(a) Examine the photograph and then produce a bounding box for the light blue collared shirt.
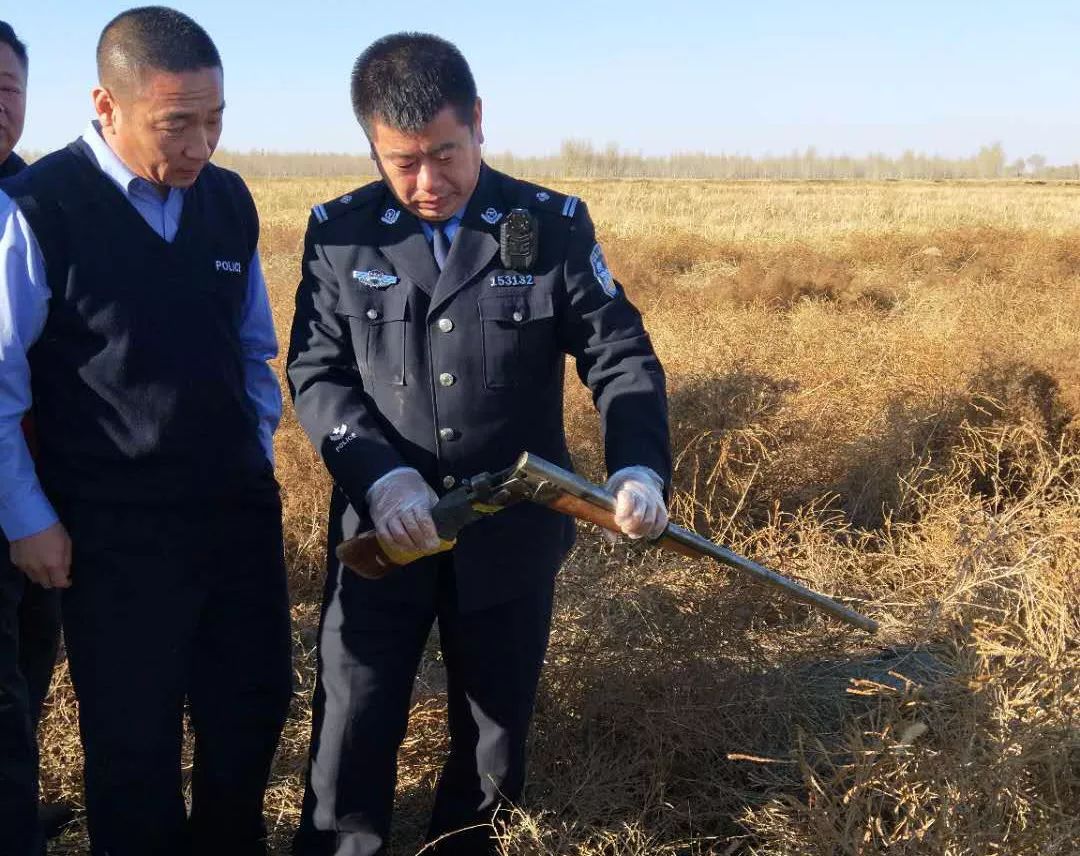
[419,210,465,245]
[0,122,282,541]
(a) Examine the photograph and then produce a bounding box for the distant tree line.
[487,141,1080,181]
[210,149,379,178]
[23,141,1076,180]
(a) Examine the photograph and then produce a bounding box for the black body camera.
[499,208,539,271]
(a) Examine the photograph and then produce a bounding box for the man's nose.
[416,163,439,193]
[186,129,212,161]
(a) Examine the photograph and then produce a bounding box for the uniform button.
[442,475,457,489]
[437,318,454,332]
[438,427,458,441]
[366,308,380,320]
[511,310,524,323]
[438,372,456,387]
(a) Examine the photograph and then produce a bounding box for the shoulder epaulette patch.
[310,181,383,224]
[505,176,581,220]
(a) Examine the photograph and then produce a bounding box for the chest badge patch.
[481,207,503,225]
[215,259,243,274]
[380,208,400,225]
[589,243,617,298]
[353,270,399,289]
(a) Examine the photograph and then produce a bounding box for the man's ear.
[92,86,119,132]
[473,98,484,146]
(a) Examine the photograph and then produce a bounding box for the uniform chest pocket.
[478,292,557,389]
[336,287,409,386]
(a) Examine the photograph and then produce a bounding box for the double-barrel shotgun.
[337,452,879,634]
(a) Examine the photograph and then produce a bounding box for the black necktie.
[432,223,451,271]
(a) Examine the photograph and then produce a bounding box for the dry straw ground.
[41,179,1079,854]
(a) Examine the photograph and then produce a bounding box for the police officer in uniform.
[0,21,66,855]
[0,8,291,855]
[288,33,671,856]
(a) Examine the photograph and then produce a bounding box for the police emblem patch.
[481,207,503,224]
[589,243,617,298]
[536,191,550,202]
[380,208,400,225]
[329,422,358,451]
[339,194,353,204]
[352,270,399,289]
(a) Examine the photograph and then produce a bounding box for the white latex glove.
[366,467,441,555]
[604,466,668,540]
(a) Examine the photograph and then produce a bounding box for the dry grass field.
[40,178,1079,854]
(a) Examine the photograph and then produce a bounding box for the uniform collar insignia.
[339,194,353,204]
[536,191,550,202]
[352,270,399,289]
[481,207,503,225]
[380,208,401,225]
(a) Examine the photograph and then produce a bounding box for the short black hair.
[97,6,221,95]
[0,21,28,72]
[351,33,477,135]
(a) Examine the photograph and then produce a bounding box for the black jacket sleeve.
[557,201,672,487]
[286,216,406,507]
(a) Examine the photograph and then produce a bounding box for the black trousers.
[0,542,61,856]
[293,556,554,856]
[61,499,293,856]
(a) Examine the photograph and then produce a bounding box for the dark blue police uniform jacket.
[288,163,670,610]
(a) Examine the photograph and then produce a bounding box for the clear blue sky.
[6,0,1080,163]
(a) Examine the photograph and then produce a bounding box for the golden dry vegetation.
[41,178,1079,854]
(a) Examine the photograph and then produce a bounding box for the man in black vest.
[0,20,68,855]
[288,34,670,856]
[0,8,292,855]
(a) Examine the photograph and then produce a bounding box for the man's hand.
[605,467,668,540]
[11,522,72,589]
[367,468,441,556]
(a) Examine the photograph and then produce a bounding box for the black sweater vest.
[3,140,275,506]
[0,151,26,179]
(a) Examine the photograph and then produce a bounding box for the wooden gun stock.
[336,530,454,581]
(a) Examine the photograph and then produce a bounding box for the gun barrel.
[657,527,879,633]
[512,452,879,634]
